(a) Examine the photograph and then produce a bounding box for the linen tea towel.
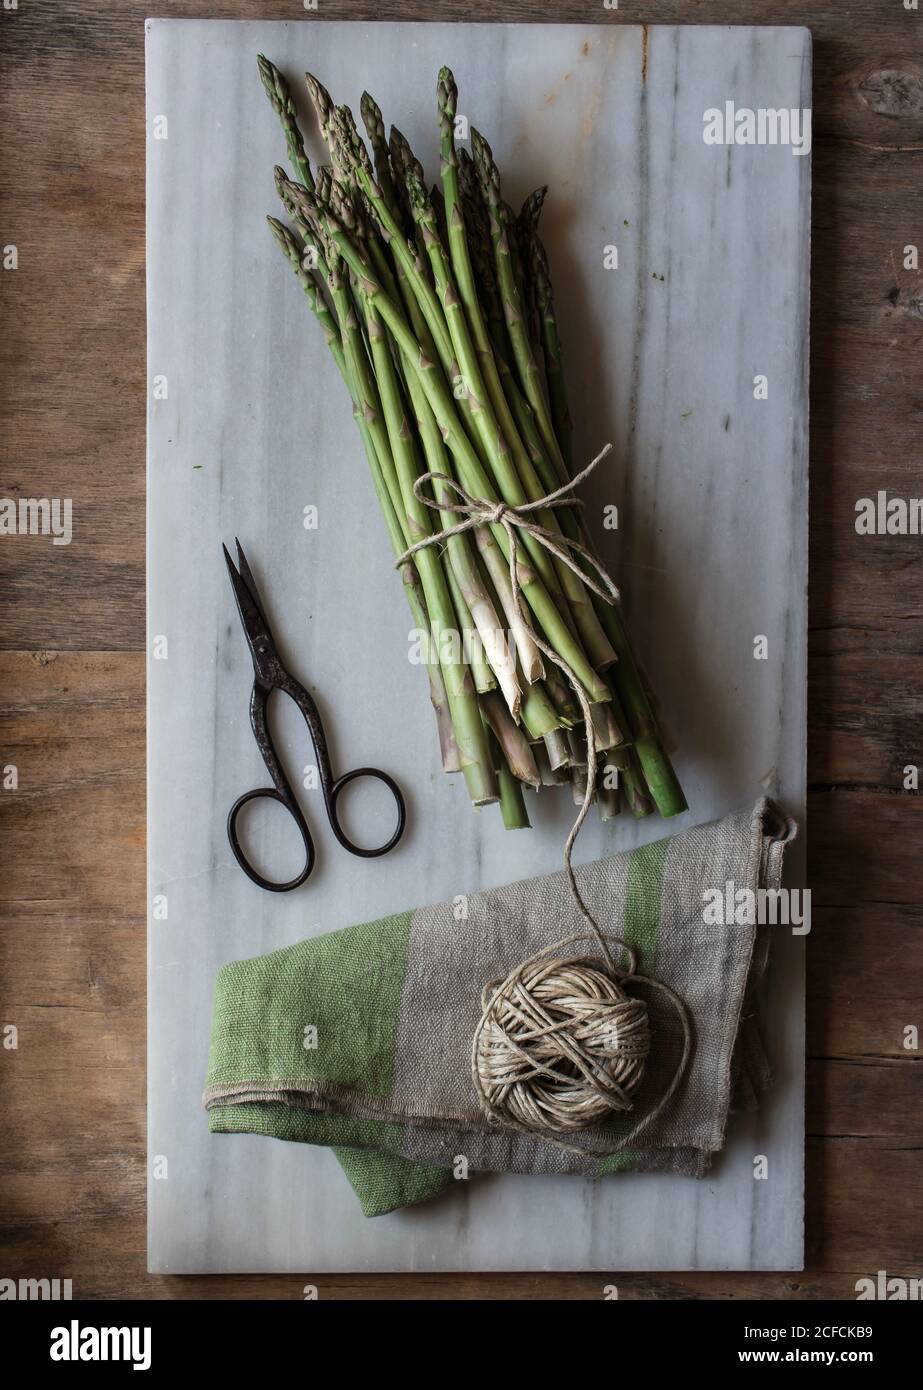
[204,799,796,1216]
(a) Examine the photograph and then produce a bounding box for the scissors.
[223,539,406,892]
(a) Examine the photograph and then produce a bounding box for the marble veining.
[146,19,810,1272]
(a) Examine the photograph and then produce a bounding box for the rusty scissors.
[223,539,406,892]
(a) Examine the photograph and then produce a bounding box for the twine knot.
[396,445,622,611]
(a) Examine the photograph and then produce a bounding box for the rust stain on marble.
[582,86,603,139]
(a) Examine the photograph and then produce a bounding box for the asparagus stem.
[518,677,566,741]
[430,182,449,248]
[289,166,533,683]
[543,727,572,772]
[492,736,532,830]
[389,125,433,268]
[457,146,507,339]
[571,763,596,808]
[332,155,526,722]
[590,700,625,752]
[541,666,581,728]
[597,778,622,821]
[481,692,540,788]
[598,608,688,816]
[446,564,496,695]
[513,195,688,816]
[465,536,564,739]
[534,743,571,787]
[321,233,475,789]
[266,216,341,363]
[471,524,543,683]
[622,753,656,819]
[603,746,631,773]
[337,124,458,380]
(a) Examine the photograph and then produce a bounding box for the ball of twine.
[472,940,653,1138]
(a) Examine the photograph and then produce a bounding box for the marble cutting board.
[146,18,810,1273]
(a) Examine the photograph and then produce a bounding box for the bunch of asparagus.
[258,57,686,830]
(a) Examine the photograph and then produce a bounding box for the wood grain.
[1,0,921,1299]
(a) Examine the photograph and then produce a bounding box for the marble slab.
[146,19,810,1273]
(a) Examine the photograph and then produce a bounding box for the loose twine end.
[394,444,692,1154]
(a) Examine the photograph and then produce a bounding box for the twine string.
[394,444,692,1154]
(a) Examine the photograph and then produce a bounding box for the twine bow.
[395,444,692,1154]
[399,447,622,615]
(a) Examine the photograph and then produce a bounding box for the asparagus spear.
[622,753,656,819]
[359,92,399,217]
[304,70,335,148]
[257,55,315,192]
[519,186,574,471]
[260,66,541,810]
[388,125,431,260]
[471,129,563,481]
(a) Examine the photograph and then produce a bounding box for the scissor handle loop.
[226,786,315,893]
[327,767,406,858]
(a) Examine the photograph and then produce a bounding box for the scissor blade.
[234,539,270,625]
[223,542,276,672]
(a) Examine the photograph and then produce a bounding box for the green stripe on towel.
[206,910,413,1097]
[596,836,668,1176]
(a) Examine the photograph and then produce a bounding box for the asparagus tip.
[304,70,334,130]
[360,90,382,122]
[437,65,458,119]
[257,54,292,109]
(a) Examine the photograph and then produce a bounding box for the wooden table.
[1,0,920,1300]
